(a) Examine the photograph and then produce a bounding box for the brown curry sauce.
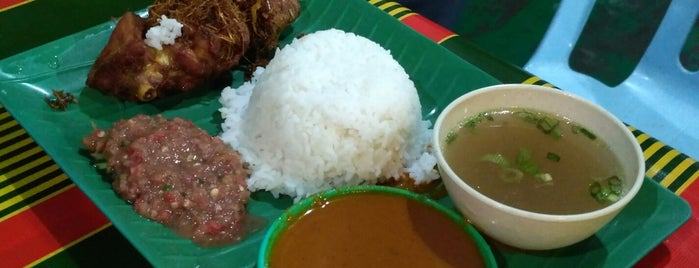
[268,192,486,267]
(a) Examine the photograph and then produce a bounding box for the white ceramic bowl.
[433,84,645,250]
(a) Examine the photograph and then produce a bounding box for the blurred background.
[400,0,699,87]
[4,0,697,87]
[2,0,697,88]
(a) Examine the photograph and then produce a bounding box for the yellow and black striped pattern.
[0,104,73,221]
[368,0,414,20]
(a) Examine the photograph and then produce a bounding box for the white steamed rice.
[219,28,438,200]
[144,15,183,50]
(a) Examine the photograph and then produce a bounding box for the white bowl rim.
[433,84,646,222]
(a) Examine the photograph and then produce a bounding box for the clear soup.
[444,108,624,215]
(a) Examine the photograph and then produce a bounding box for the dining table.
[1,0,697,267]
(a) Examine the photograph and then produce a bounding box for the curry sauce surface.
[270,192,485,267]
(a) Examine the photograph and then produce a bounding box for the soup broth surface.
[445,108,623,214]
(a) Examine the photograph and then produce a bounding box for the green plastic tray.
[0,0,689,267]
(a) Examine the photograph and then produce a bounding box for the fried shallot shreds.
[86,0,299,102]
[241,0,302,67]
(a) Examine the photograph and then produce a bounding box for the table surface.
[1,0,697,267]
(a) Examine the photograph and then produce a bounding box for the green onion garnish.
[535,173,553,182]
[514,110,538,123]
[460,112,491,129]
[579,127,597,140]
[590,176,623,203]
[537,116,560,134]
[481,147,558,184]
[162,183,174,191]
[546,152,561,162]
[549,128,563,139]
[519,162,540,174]
[499,167,523,183]
[608,176,623,195]
[516,148,533,164]
[516,148,539,174]
[480,153,510,167]
[445,131,457,144]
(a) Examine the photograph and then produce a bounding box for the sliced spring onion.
[590,176,624,203]
[448,112,498,144]
[460,112,492,129]
[546,152,561,162]
[571,125,582,134]
[549,128,563,139]
[596,186,612,201]
[516,148,533,164]
[162,183,174,191]
[516,148,539,174]
[535,173,553,182]
[579,127,597,140]
[499,167,523,183]
[519,162,540,174]
[591,182,614,203]
[607,176,623,195]
[514,110,538,123]
[536,116,560,134]
[445,131,457,144]
[481,148,559,184]
[606,193,620,202]
[480,153,510,167]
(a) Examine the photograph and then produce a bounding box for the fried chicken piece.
[86,0,251,102]
[243,0,301,66]
[86,0,300,102]
[86,13,153,102]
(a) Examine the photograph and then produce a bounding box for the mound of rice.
[219,28,438,200]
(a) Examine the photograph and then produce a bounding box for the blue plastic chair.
[524,0,699,160]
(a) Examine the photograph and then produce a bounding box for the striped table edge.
[0,104,116,267]
[0,0,32,12]
[368,0,699,195]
